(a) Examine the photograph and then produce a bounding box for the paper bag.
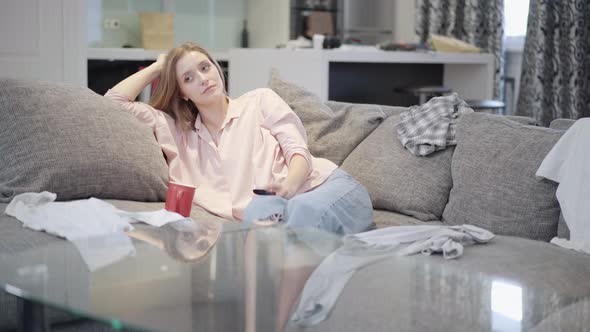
[139,12,174,50]
[308,12,334,36]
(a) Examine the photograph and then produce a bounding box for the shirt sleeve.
[104,89,162,129]
[259,88,313,173]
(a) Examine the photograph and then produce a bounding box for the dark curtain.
[415,0,505,99]
[516,0,590,126]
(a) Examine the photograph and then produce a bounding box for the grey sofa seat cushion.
[0,79,169,203]
[373,209,443,228]
[268,70,385,165]
[107,199,233,230]
[342,115,454,221]
[442,113,563,241]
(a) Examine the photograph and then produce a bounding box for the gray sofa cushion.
[326,100,407,119]
[0,79,169,203]
[442,113,563,241]
[342,115,454,221]
[373,209,443,228]
[557,213,570,239]
[548,119,576,239]
[549,118,576,130]
[505,115,537,126]
[268,70,385,165]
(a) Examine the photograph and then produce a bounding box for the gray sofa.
[0,76,588,331]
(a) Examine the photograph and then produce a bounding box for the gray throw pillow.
[442,113,563,241]
[341,115,454,221]
[549,119,576,239]
[505,115,537,126]
[0,79,169,202]
[549,118,576,130]
[268,69,385,165]
[557,213,570,239]
[327,100,407,119]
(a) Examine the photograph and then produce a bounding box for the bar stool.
[465,100,505,114]
[394,86,453,104]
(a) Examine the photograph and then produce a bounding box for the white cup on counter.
[312,34,325,49]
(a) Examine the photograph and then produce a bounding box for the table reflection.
[127,219,222,263]
[491,280,523,331]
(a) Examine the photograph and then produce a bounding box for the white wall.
[247,0,290,48]
[392,0,419,42]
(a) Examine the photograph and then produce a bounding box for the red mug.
[165,181,196,217]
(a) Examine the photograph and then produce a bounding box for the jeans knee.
[285,198,324,229]
[243,195,288,226]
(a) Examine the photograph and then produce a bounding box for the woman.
[106,42,372,235]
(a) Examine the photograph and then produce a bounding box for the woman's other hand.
[270,181,298,199]
[271,154,308,199]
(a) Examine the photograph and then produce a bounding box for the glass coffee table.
[0,219,589,332]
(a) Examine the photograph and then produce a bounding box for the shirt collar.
[224,97,241,122]
[194,113,203,131]
[193,96,240,132]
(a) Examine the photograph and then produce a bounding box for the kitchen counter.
[86,47,494,105]
[87,48,229,62]
[228,48,495,103]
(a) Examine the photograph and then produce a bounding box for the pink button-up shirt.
[105,88,337,221]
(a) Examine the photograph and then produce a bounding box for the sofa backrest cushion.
[549,119,577,240]
[548,119,576,239]
[549,118,576,130]
[557,213,570,239]
[268,69,386,165]
[326,100,408,119]
[504,115,537,126]
[341,114,454,221]
[442,113,563,241]
[0,79,169,202]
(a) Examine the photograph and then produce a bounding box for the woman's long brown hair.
[149,42,226,132]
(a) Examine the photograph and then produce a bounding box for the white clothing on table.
[5,192,185,240]
[290,224,494,326]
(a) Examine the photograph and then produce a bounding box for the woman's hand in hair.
[111,53,167,101]
[151,54,167,73]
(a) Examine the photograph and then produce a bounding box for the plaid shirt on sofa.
[396,93,473,156]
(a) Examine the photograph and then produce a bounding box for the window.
[504,0,530,51]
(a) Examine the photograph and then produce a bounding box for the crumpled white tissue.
[5,192,186,241]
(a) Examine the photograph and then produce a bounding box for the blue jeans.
[243,168,374,235]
